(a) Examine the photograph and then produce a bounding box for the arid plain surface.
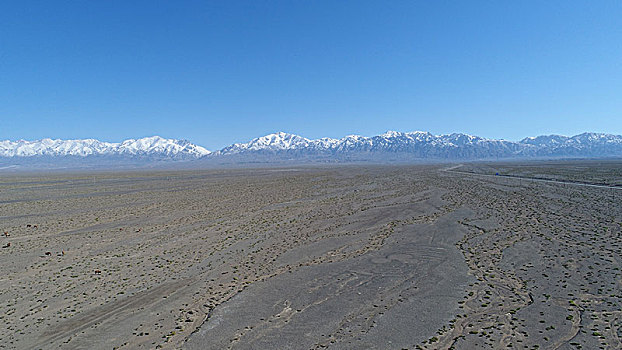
[0,163,621,349]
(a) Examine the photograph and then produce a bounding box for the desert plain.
[0,162,621,349]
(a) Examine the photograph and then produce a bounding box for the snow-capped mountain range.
[216,131,622,159]
[217,131,522,156]
[1,132,621,166]
[0,136,210,158]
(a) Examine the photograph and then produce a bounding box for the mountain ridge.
[1,132,622,165]
[214,131,622,160]
[0,136,210,158]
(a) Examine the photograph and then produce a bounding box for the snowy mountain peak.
[520,134,568,146]
[116,136,210,156]
[380,130,403,138]
[255,132,308,145]
[219,132,312,154]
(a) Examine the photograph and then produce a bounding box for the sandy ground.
[0,164,620,349]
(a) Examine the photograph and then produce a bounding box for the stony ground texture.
[0,164,620,349]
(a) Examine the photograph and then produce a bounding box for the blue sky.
[1,1,621,150]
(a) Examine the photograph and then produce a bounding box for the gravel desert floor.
[0,163,620,349]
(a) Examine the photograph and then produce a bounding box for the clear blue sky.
[1,1,621,150]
